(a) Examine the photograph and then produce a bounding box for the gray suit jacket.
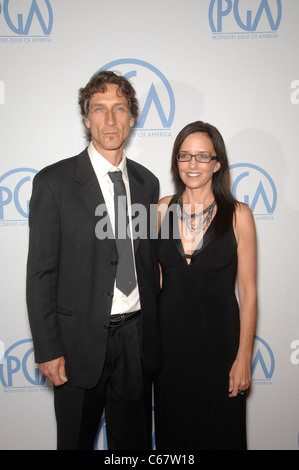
[26,148,161,388]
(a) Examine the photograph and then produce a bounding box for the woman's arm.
[229,203,257,397]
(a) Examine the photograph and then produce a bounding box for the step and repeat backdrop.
[0,0,298,450]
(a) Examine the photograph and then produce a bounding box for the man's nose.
[105,109,116,125]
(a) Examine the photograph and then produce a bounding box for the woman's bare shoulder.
[158,195,173,207]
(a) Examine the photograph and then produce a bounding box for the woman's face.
[177,132,221,191]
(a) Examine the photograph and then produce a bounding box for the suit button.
[111,260,118,266]
[107,292,113,298]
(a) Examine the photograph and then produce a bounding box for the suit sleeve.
[26,173,64,363]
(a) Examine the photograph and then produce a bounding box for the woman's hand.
[228,356,251,397]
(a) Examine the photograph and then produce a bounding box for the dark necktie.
[108,171,137,296]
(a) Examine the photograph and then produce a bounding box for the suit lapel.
[75,149,115,250]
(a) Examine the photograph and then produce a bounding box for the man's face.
[84,83,135,161]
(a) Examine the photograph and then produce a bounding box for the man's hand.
[39,356,68,386]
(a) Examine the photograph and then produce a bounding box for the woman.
[154,121,257,450]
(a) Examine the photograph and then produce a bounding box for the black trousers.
[54,316,153,450]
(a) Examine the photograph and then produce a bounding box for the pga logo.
[0,339,46,388]
[0,0,53,36]
[0,168,37,221]
[251,335,275,383]
[209,0,282,33]
[230,163,277,217]
[97,58,175,134]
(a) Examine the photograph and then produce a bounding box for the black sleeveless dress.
[154,202,246,450]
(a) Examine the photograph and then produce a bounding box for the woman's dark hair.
[78,70,139,141]
[171,121,237,236]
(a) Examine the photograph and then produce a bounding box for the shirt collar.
[88,141,128,180]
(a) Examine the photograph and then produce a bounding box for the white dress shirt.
[88,142,141,315]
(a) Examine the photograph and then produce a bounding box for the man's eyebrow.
[90,101,129,109]
[90,102,104,109]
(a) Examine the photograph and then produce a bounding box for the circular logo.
[209,0,282,33]
[251,335,275,384]
[0,339,46,389]
[230,163,277,217]
[97,58,175,132]
[0,167,37,221]
[0,0,53,36]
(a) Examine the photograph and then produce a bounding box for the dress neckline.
[175,214,216,266]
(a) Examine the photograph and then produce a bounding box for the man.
[26,71,161,450]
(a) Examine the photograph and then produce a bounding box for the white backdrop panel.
[0,0,298,450]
